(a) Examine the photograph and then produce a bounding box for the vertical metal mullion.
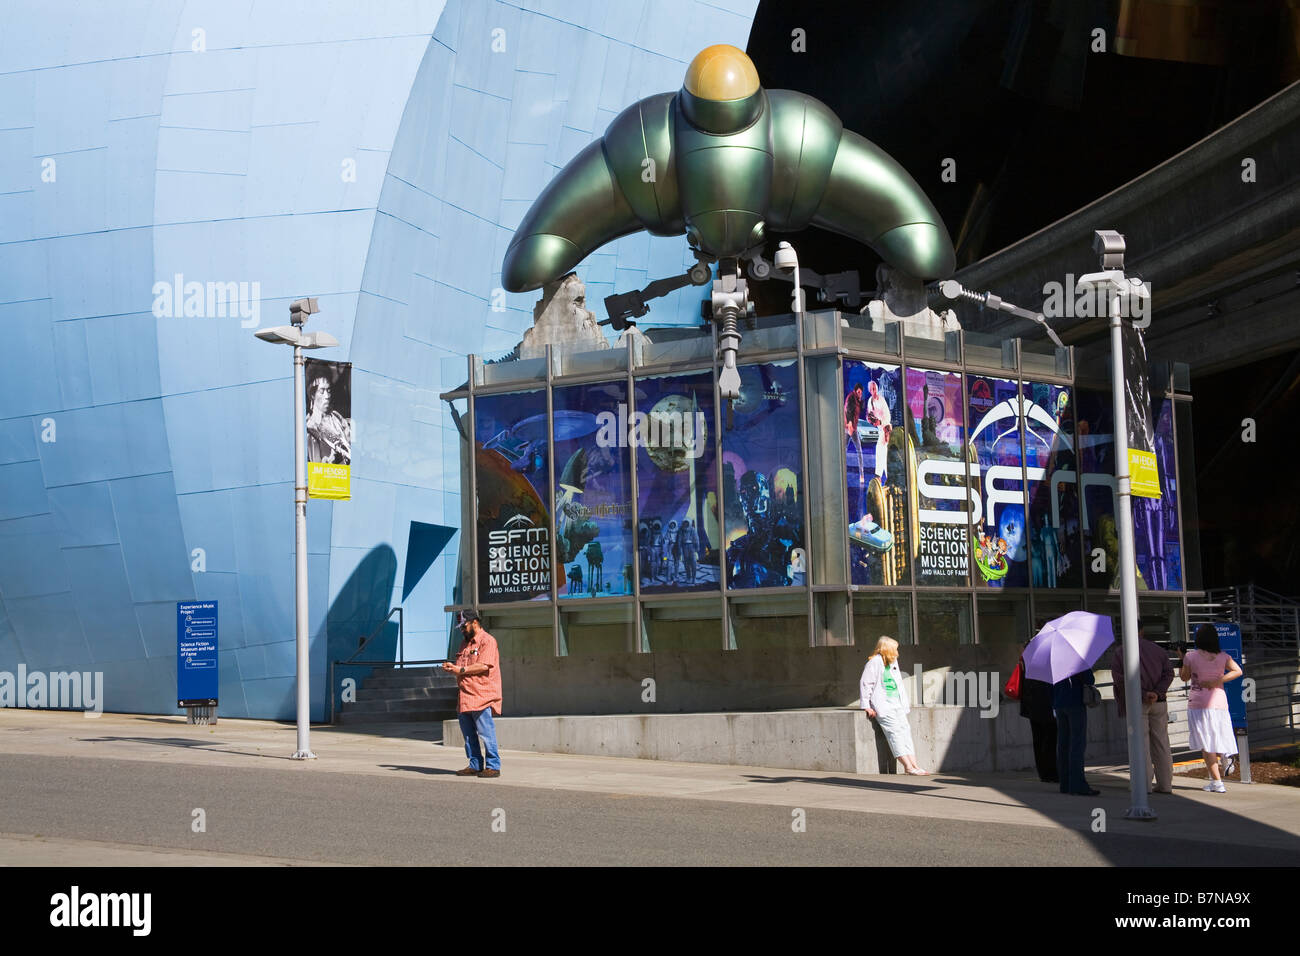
[1169,391,1190,648]
[467,354,479,611]
[546,346,560,657]
[713,329,730,650]
[796,309,815,647]
[1170,393,1188,595]
[960,359,976,645]
[1076,378,1091,612]
[899,330,921,652]
[627,336,643,653]
[1022,373,1037,640]
[837,346,852,644]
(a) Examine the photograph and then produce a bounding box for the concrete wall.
[485,640,1029,716]
[444,701,1131,774]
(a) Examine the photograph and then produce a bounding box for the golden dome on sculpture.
[684,45,760,101]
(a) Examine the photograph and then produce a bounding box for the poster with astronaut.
[551,381,634,598]
[721,361,804,589]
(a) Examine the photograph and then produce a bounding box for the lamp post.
[1076,232,1155,820]
[254,297,338,760]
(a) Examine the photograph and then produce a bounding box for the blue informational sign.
[177,601,219,707]
[1213,622,1247,730]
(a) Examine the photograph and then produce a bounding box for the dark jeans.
[1029,717,1058,782]
[1055,705,1088,794]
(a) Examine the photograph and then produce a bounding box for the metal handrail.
[342,606,404,668]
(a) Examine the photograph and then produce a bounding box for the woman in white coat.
[860,636,929,775]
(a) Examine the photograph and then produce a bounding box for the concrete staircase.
[337,666,458,725]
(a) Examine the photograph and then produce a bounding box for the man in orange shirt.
[442,610,503,778]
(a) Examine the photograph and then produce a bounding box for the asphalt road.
[1,753,1294,866]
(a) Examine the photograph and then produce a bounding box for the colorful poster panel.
[635,371,719,593]
[1023,382,1082,588]
[1132,396,1182,591]
[967,375,1027,588]
[843,360,909,585]
[907,367,969,586]
[722,361,805,589]
[474,389,551,603]
[552,381,635,598]
[1075,387,1125,589]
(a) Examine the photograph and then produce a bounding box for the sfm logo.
[917,395,1114,529]
[487,513,549,547]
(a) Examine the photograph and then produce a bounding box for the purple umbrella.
[1023,611,1114,684]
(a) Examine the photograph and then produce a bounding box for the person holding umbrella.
[1016,644,1058,784]
[1023,611,1112,797]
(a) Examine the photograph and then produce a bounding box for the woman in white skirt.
[860,636,928,775]
[1179,623,1243,793]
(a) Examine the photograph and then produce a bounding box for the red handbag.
[1003,657,1024,700]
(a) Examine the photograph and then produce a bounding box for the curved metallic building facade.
[0,0,758,719]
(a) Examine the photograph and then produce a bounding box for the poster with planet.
[635,371,719,593]
[722,361,804,589]
[551,381,634,598]
[474,389,552,603]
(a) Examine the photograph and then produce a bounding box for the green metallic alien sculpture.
[501,44,955,396]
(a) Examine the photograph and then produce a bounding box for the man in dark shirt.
[845,383,865,483]
[1109,620,1175,793]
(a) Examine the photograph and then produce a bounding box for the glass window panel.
[917,593,974,649]
[906,367,970,585]
[634,371,720,594]
[551,381,634,599]
[968,374,1029,588]
[1174,400,1201,591]
[1132,395,1182,591]
[844,360,910,585]
[722,361,805,590]
[1075,387,1119,590]
[852,593,914,647]
[474,389,552,603]
[1023,382,1082,588]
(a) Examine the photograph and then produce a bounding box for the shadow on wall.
[325,544,398,717]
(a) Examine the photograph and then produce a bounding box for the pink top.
[1185,650,1230,710]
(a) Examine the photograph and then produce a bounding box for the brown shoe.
[477,769,501,778]
[455,766,480,776]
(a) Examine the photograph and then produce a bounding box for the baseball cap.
[457,610,481,627]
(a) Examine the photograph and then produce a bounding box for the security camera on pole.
[254,297,338,760]
[1075,232,1155,820]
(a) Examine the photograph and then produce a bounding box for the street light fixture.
[254,297,338,760]
[1076,231,1155,821]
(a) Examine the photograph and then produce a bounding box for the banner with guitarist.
[305,358,352,500]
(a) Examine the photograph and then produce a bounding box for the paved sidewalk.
[1,710,1297,858]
